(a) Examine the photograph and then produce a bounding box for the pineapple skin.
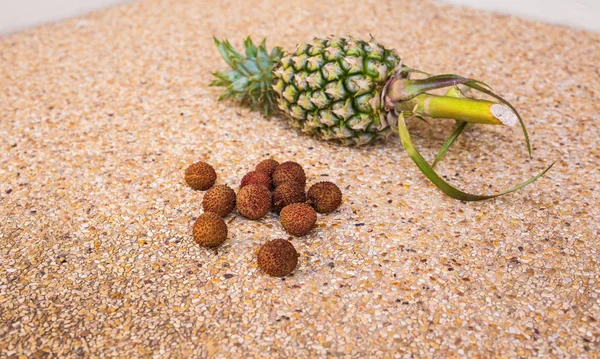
[271,37,401,146]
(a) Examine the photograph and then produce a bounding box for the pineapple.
[272,36,400,146]
[210,36,553,201]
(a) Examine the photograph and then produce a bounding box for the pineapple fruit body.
[272,37,401,146]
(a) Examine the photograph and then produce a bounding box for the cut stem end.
[490,104,518,127]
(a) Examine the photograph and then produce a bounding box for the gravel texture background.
[1,0,598,357]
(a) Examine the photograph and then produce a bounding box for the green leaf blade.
[432,121,467,167]
[395,113,554,201]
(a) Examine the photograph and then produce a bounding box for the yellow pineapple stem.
[400,93,517,126]
[383,72,524,129]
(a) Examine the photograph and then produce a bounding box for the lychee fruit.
[255,159,279,178]
[202,185,236,217]
[240,171,271,190]
[279,203,317,237]
[185,161,216,191]
[307,181,342,213]
[236,184,271,220]
[192,212,227,247]
[272,182,306,213]
[272,161,306,188]
[257,238,299,277]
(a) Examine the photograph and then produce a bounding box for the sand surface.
[1,0,599,357]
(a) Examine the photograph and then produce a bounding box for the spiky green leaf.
[244,37,257,58]
[211,37,282,116]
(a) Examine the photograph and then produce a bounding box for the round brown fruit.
[193,212,227,247]
[185,161,216,191]
[257,238,299,277]
[307,181,342,213]
[272,161,306,188]
[280,203,317,237]
[240,171,271,190]
[236,184,271,220]
[272,182,306,213]
[255,159,279,178]
[202,185,236,217]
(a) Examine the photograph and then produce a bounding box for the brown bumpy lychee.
[240,171,271,190]
[307,181,342,213]
[272,161,306,188]
[192,212,227,247]
[202,185,236,217]
[236,184,271,220]
[280,203,317,237]
[272,182,306,213]
[257,239,299,277]
[255,159,279,178]
[185,161,216,190]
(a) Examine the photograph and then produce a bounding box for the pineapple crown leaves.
[210,37,283,116]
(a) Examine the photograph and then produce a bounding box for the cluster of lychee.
[184,159,342,277]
